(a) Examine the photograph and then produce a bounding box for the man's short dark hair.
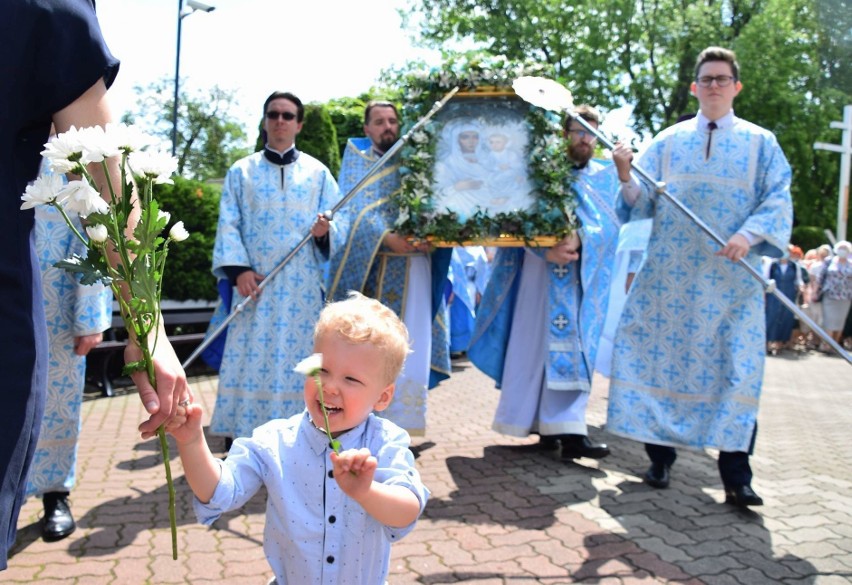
[263,91,304,122]
[695,46,740,80]
[364,100,399,125]
[563,104,601,132]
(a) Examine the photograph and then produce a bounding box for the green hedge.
[154,177,220,301]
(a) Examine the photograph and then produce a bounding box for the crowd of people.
[763,241,852,355]
[3,3,847,580]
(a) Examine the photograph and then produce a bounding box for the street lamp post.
[172,0,215,156]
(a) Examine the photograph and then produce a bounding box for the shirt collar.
[299,409,371,456]
[696,110,735,131]
[263,144,299,166]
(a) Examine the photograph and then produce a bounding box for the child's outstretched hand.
[164,402,205,447]
[330,448,377,499]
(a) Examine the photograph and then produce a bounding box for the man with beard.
[326,100,451,437]
[469,105,623,461]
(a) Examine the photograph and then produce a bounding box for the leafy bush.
[154,177,220,301]
[299,104,341,177]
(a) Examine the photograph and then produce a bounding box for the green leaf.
[54,253,113,286]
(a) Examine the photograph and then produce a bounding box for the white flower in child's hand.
[294,353,323,376]
[61,179,110,217]
[20,173,64,209]
[86,224,108,243]
[169,221,190,242]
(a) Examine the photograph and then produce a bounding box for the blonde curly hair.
[314,291,411,385]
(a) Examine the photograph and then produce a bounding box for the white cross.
[814,104,851,241]
[553,314,569,330]
[552,264,569,278]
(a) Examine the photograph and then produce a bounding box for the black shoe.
[538,435,561,451]
[643,463,670,489]
[42,492,76,542]
[560,435,610,460]
[725,485,764,507]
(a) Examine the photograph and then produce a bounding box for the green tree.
[298,104,341,177]
[153,177,221,301]
[403,0,850,233]
[123,80,249,180]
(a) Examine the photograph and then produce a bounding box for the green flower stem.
[142,334,178,560]
[314,373,341,453]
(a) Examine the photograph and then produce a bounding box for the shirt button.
[326,555,335,564]
[329,515,336,523]
[328,470,334,478]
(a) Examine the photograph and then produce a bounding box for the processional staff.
[181,87,461,370]
[512,76,852,366]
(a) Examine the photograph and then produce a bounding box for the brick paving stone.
[4,353,850,584]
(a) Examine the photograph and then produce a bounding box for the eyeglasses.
[695,75,736,88]
[568,129,595,139]
[265,111,297,121]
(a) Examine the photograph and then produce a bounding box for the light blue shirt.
[194,411,428,584]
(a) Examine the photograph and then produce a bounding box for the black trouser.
[645,424,758,489]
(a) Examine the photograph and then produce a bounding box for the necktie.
[705,121,717,159]
[263,147,299,166]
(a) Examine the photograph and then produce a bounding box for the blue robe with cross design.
[606,115,793,453]
[210,151,342,439]
[469,160,621,397]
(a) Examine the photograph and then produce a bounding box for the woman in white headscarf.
[434,121,492,222]
[817,240,852,350]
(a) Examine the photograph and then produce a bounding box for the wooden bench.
[88,301,216,397]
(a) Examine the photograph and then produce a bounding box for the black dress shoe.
[725,485,764,507]
[538,435,561,451]
[560,435,611,460]
[42,492,76,542]
[643,463,670,488]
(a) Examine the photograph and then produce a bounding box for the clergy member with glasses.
[207,91,344,448]
[608,47,793,508]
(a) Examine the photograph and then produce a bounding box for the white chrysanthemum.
[128,149,178,184]
[61,180,109,217]
[158,210,171,224]
[169,221,189,242]
[86,224,109,243]
[77,126,121,164]
[20,173,65,210]
[105,122,156,153]
[293,353,323,376]
[41,126,85,174]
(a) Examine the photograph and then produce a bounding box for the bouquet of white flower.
[21,124,189,559]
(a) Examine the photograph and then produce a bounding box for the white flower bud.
[86,224,109,243]
[169,220,190,242]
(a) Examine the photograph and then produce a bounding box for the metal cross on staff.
[512,76,852,366]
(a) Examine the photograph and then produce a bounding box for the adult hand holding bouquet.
[21,123,191,559]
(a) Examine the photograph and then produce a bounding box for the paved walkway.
[6,350,852,584]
